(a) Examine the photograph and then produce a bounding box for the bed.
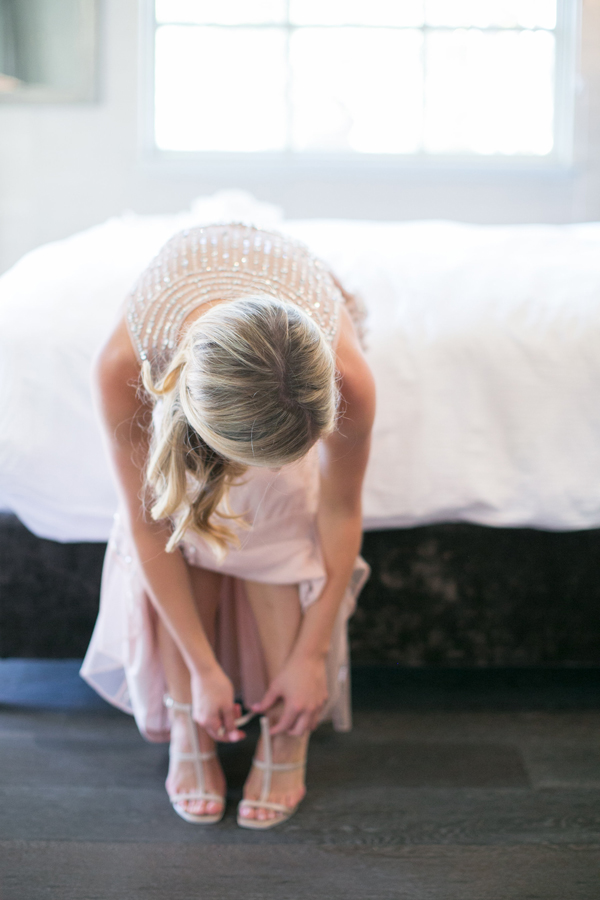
[1,191,600,544]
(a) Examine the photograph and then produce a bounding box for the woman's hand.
[251,654,329,737]
[191,664,245,743]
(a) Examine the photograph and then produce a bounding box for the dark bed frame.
[2,512,599,667]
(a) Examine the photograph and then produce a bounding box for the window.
[147,0,578,165]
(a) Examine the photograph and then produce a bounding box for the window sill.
[138,149,576,181]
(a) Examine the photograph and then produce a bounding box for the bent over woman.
[81,223,375,829]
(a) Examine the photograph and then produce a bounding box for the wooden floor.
[0,666,599,899]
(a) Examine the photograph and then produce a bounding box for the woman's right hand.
[191,664,245,742]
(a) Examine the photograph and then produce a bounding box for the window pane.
[155,26,287,151]
[155,0,286,26]
[425,0,556,29]
[289,0,424,27]
[424,29,555,154]
[290,28,423,153]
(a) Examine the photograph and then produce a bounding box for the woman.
[81,223,375,829]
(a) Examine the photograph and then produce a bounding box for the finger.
[192,710,210,732]
[222,707,236,733]
[269,706,300,736]
[219,727,245,742]
[204,715,223,741]
[289,711,312,737]
[251,686,280,713]
[222,707,244,742]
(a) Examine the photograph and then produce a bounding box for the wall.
[1,0,599,276]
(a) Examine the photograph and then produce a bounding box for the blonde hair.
[142,296,338,557]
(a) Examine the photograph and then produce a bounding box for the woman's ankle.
[169,709,215,752]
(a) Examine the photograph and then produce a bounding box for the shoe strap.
[164,694,206,793]
[170,790,223,804]
[169,748,216,763]
[255,715,307,804]
[165,697,255,729]
[238,798,296,815]
[235,710,257,727]
[252,758,305,772]
[164,695,193,714]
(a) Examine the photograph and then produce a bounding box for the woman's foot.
[238,719,308,826]
[166,705,226,820]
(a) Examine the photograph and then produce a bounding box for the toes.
[206,800,222,815]
[181,798,222,817]
[255,806,278,821]
[239,802,287,822]
[187,800,205,815]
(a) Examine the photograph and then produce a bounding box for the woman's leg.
[157,565,225,817]
[239,580,309,822]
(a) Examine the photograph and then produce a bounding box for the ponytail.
[142,354,247,559]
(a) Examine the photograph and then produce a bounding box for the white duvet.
[1,192,599,542]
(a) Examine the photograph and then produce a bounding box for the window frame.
[139,0,581,175]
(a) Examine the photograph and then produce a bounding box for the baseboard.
[1,659,599,713]
[0,659,112,712]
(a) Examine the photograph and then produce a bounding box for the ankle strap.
[235,710,257,727]
[163,699,288,738]
[169,748,216,762]
[253,758,305,772]
[164,696,257,729]
[164,694,193,714]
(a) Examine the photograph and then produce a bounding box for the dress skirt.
[80,445,370,742]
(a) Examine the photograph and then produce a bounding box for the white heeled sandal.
[163,695,225,825]
[237,714,306,831]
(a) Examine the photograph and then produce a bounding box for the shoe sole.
[172,802,225,825]
[236,805,298,830]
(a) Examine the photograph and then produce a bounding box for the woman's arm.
[94,317,243,741]
[253,304,376,734]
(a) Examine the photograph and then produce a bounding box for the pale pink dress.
[80,224,369,742]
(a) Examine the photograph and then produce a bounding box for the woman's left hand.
[251,654,329,736]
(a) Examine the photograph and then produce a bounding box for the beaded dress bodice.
[126,223,347,377]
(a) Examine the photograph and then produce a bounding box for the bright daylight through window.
[152,0,573,159]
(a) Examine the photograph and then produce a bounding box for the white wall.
[1,0,599,276]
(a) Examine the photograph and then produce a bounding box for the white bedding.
[1,191,599,542]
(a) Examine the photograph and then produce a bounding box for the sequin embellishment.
[125,223,343,376]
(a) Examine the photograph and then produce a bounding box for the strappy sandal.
[236,714,306,830]
[163,694,225,824]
